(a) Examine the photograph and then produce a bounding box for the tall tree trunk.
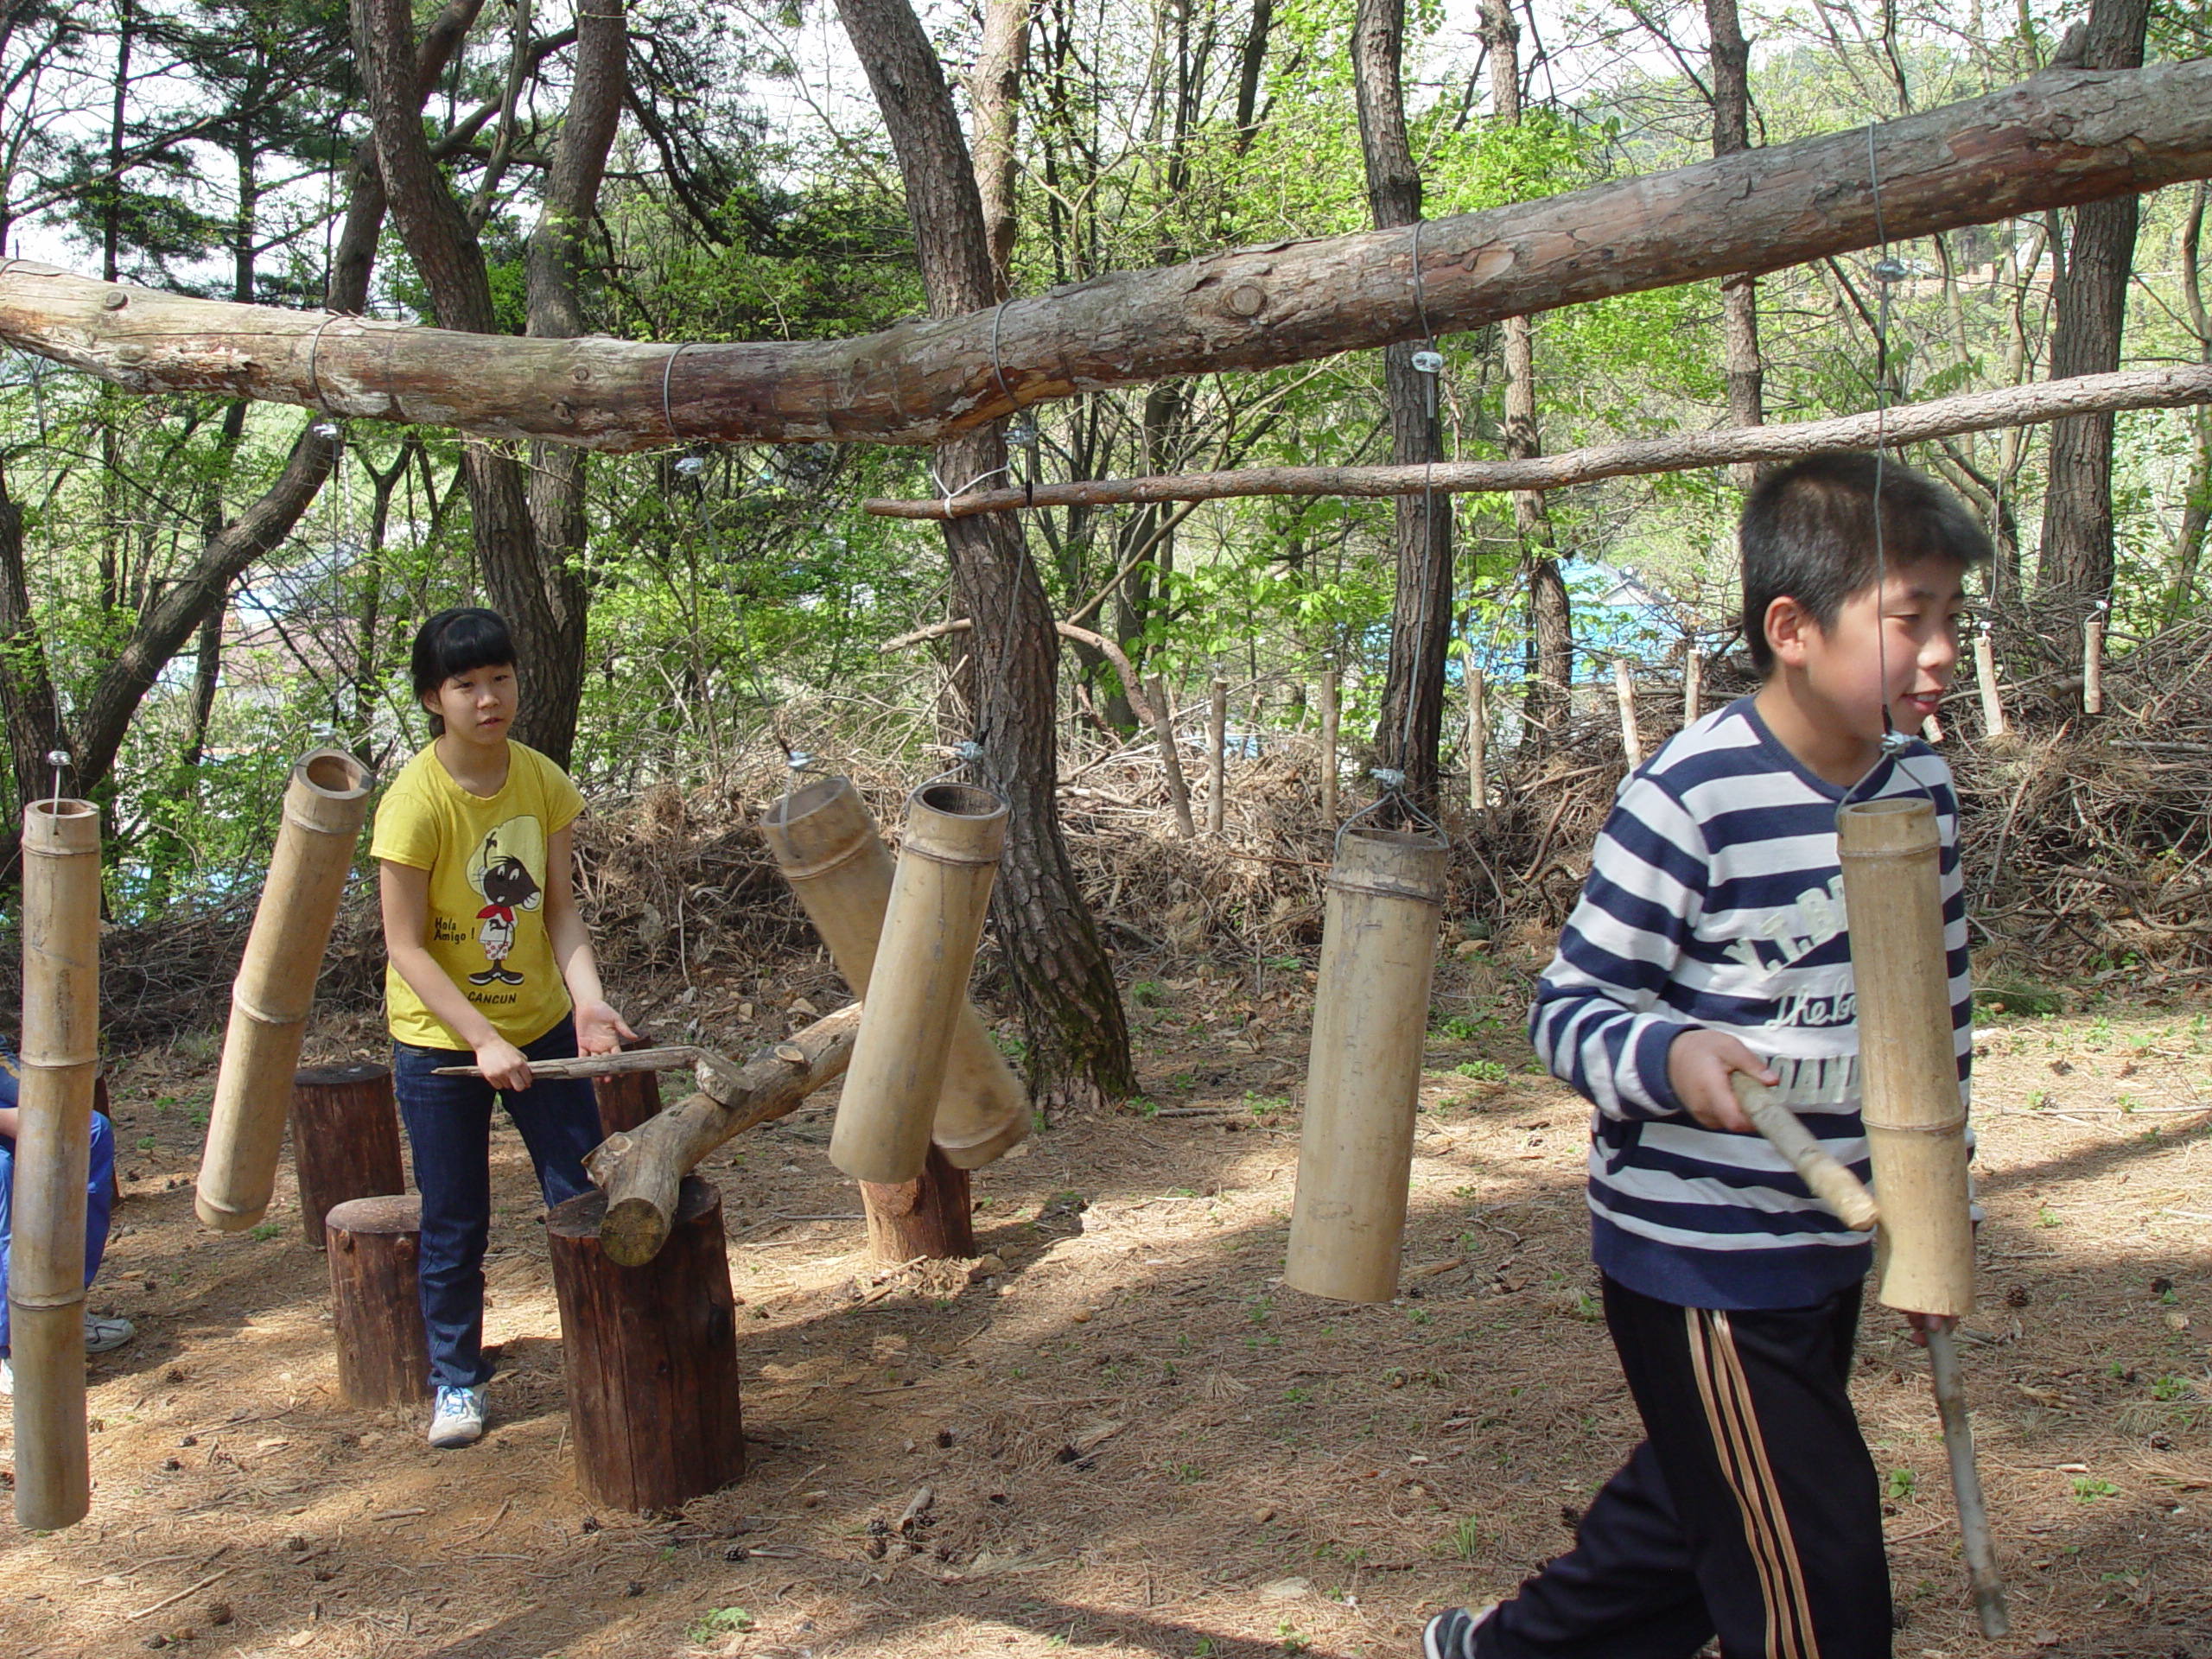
[1707,0,1764,491]
[833,0,1133,1111]
[522,0,625,761]
[354,0,582,763]
[1355,0,1452,810]
[2037,0,2149,607]
[1479,0,1572,747]
[0,465,67,816]
[969,0,1028,296]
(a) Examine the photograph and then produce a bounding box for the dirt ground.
[2,952,2208,1659]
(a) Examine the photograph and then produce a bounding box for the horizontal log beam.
[0,65,2207,449]
[861,365,2212,517]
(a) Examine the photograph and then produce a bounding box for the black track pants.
[1472,1275,1891,1659]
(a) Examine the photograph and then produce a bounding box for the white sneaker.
[84,1314,135,1354]
[428,1384,486,1448]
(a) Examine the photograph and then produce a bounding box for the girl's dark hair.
[1739,453,1992,675]
[411,607,516,734]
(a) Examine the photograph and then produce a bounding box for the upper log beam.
[1,64,2208,452]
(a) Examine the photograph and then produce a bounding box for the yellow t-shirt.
[370,741,584,1050]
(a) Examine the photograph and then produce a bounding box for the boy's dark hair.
[1739,453,1993,675]
[411,607,515,734]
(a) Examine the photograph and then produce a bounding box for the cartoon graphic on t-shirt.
[463,817,544,988]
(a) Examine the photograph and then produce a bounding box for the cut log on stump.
[860,1146,975,1262]
[584,1003,864,1268]
[546,1178,746,1512]
[325,1194,431,1408]
[289,1064,405,1249]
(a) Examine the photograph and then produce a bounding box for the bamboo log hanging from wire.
[1319,670,1341,823]
[2082,612,2106,714]
[1682,647,1702,725]
[1466,666,1487,815]
[1207,677,1230,836]
[863,365,2212,519]
[1614,660,1643,768]
[1973,630,2009,739]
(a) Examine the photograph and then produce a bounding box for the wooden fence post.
[1466,666,1487,814]
[1614,658,1643,768]
[1319,669,1340,823]
[1973,630,2008,738]
[1207,676,1229,836]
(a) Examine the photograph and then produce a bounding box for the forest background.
[0,0,2204,1098]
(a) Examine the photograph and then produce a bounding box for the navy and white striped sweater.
[1529,696,1972,1311]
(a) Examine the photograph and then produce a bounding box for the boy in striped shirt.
[1426,454,1987,1659]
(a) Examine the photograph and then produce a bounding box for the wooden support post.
[1466,666,1487,815]
[2082,613,2105,715]
[1972,631,2008,739]
[324,1194,432,1408]
[289,1063,404,1249]
[546,1177,747,1512]
[859,1145,976,1262]
[12,798,101,1531]
[1614,658,1643,768]
[198,750,374,1233]
[832,783,1007,1185]
[1682,647,1702,725]
[760,776,1027,1170]
[1207,677,1229,835]
[591,1040,664,1138]
[1147,675,1198,838]
[1284,827,1449,1303]
[1319,669,1340,823]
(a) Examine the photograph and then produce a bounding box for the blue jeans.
[392,1016,601,1389]
[0,1112,116,1354]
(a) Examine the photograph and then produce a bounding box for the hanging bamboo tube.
[1207,677,1229,835]
[1466,666,1487,814]
[830,782,1007,1184]
[2082,613,2105,715]
[760,777,1027,1169]
[1319,670,1340,822]
[12,798,102,1530]
[194,750,373,1231]
[1147,675,1198,838]
[1284,826,1449,1303]
[1682,646,1702,724]
[1614,658,1643,767]
[1837,796,2007,1637]
[1972,631,2008,739]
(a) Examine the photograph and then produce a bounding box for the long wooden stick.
[433,1046,709,1082]
[1927,1325,2011,1638]
[4,67,2210,448]
[863,365,2212,518]
[1727,1073,1878,1232]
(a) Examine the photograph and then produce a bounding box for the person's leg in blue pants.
[392,1016,602,1392]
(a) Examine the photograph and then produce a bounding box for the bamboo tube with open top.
[1838,792,2006,1637]
[195,749,374,1232]
[827,782,1008,1184]
[760,776,1027,1168]
[12,798,102,1529]
[1284,825,1449,1302]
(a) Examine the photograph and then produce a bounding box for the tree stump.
[325,1194,431,1408]
[545,1177,746,1511]
[290,1064,406,1249]
[591,1045,664,1137]
[860,1145,974,1262]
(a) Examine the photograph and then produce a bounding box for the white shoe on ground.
[428,1384,486,1448]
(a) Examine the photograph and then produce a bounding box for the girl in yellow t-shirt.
[371,607,635,1449]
